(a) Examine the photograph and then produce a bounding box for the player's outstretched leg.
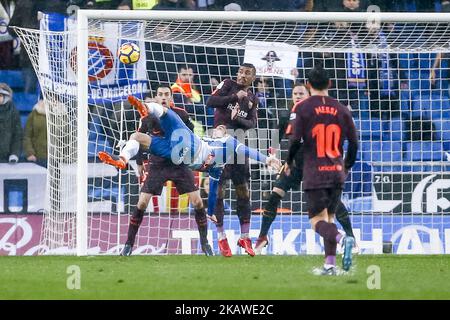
[99,134,149,170]
[98,151,127,170]
[128,95,148,118]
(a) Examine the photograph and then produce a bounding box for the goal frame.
[75,9,450,256]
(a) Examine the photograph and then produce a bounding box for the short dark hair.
[293,82,308,90]
[240,63,256,74]
[178,64,194,72]
[155,83,172,93]
[307,66,330,91]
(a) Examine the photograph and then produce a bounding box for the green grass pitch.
[0,255,449,299]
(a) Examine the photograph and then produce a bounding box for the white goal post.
[14,10,450,256]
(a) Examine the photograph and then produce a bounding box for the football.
[118,42,140,64]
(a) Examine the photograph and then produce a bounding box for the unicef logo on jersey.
[69,41,114,82]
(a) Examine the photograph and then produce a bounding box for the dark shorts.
[219,162,250,186]
[273,164,303,192]
[141,162,198,196]
[304,188,343,219]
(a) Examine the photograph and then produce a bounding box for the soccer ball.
[118,42,140,64]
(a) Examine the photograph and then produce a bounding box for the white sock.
[146,102,164,118]
[218,232,227,240]
[120,139,140,162]
[240,233,249,239]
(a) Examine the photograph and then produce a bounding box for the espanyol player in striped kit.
[98,96,281,247]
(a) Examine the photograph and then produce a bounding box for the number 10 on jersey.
[312,124,342,158]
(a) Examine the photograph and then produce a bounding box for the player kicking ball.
[98,96,281,252]
[120,85,213,257]
[288,66,358,275]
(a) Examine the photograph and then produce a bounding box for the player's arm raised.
[206,79,238,108]
[234,142,281,171]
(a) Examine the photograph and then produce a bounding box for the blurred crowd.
[0,0,449,166]
[1,0,447,73]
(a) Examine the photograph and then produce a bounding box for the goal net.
[14,10,450,255]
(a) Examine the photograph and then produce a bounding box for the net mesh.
[14,15,450,255]
[90,20,450,53]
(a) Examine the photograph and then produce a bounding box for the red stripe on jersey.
[171,106,186,113]
[291,99,307,113]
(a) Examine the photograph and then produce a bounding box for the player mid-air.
[98,95,281,226]
[119,84,214,257]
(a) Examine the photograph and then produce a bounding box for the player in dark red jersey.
[121,84,213,257]
[289,66,358,274]
[255,83,356,254]
[206,63,258,257]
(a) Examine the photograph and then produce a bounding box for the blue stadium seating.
[361,141,380,162]
[383,117,404,141]
[358,95,370,112]
[355,118,382,141]
[418,53,435,69]
[412,94,450,120]
[361,141,402,162]
[0,70,24,89]
[403,141,444,161]
[433,119,450,140]
[88,138,113,158]
[408,69,433,96]
[88,183,122,204]
[13,93,40,112]
[20,115,28,128]
[344,161,372,199]
[399,53,418,70]
[400,90,412,116]
[88,117,114,157]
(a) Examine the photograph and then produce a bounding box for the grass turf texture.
[0,255,449,299]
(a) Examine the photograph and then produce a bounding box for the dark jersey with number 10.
[292,95,358,190]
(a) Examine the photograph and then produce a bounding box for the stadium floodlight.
[13,10,450,256]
